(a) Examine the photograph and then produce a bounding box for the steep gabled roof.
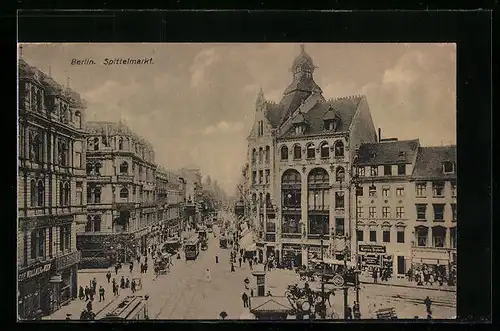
[291,112,309,125]
[278,95,362,139]
[263,102,282,128]
[355,139,420,166]
[412,146,457,180]
[278,89,312,123]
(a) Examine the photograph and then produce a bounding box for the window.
[369,230,377,242]
[397,164,406,175]
[280,146,288,161]
[416,204,427,220]
[320,142,329,158]
[295,125,304,134]
[75,152,82,168]
[85,215,102,232]
[396,229,405,243]
[306,144,315,159]
[369,207,376,218]
[433,204,445,221]
[48,227,53,257]
[451,181,457,197]
[370,166,378,177]
[252,149,257,164]
[357,166,365,177]
[432,227,446,248]
[356,230,364,242]
[252,171,256,184]
[357,207,363,218]
[368,185,377,197]
[384,165,392,176]
[450,227,457,249]
[30,179,37,206]
[382,187,390,197]
[58,140,68,166]
[442,161,455,174]
[335,218,345,236]
[396,207,405,219]
[396,187,404,196]
[451,203,456,222]
[60,225,71,251]
[37,180,44,207]
[282,216,300,234]
[87,185,101,204]
[76,182,83,205]
[433,182,444,197]
[335,167,345,182]
[416,183,426,197]
[59,181,70,206]
[382,207,390,218]
[93,137,99,151]
[265,170,270,184]
[29,132,43,163]
[399,151,406,157]
[335,192,344,209]
[259,170,263,184]
[356,186,363,196]
[293,144,302,159]
[265,146,270,163]
[118,137,124,150]
[258,148,263,163]
[334,141,344,157]
[416,227,428,247]
[383,230,390,243]
[30,228,45,259]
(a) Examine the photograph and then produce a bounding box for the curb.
[359,280,456,293]
[78,270,112,274]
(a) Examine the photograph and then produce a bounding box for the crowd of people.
[406,264,456,287]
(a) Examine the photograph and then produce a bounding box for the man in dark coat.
[106,271,111,283]
[242,292,249,308]
[424,296,432,315]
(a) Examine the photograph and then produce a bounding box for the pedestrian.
[86,300,93,312]
[239,257,242,268]
[353,301,361,319]
[92,277,97,293]
[99,286,105,302]
[65,313,72,320]
[115,264,119,275]
[424,296,432,315]
[79,286,85,300]
[249,259,253,270]
[129,262,133,273]
[106,271,111,283]
[84,286,90,301]
[231,263,235,272]
[266,290,272,297]
[346,305,353,319]
[242,292,249,308]
[144,263,148,273]
[372,268,378,284]
[120,276,125,289]
[131,280,136,293]
[89,289,94,302]
[125,277,130,288]
[250,288,254,297]
[215,254,219,264]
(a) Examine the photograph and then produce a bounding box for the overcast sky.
[20,43,456,196]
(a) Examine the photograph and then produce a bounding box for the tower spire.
[256,85,265,108]
[300,43,305,53]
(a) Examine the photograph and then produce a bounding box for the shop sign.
[359,244,386,254]
[282,244,302,251]
[256,275,265,286]
[19,262,51,282]
[362,255,380,265]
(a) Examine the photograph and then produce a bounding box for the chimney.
[378,128,381,142]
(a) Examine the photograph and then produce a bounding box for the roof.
[412,146,457,180]
[355,139,420,166]
[292,45,315,70]
[263,102,282,128]
[279,95,363,139]
[250,297,294,313]
[291,112,309,125]
[86,121,135,137]
[279,89,312,123]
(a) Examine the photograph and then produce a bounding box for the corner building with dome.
[246,45,378,267]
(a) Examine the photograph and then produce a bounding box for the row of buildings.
[240,45,456,280]
[17,57,203,320]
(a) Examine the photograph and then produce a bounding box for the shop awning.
[241,228,250,237]
[246,243,257,251]
[239,233,254,248]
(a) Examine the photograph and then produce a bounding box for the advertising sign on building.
[18,262,51,282]
[359,244,386,254]
[362,255,381,265]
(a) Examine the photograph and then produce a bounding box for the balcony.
[281,233,302,239]
[307,233,330,240]
[54,250,81,271]
[265,234,276,242]
[307,205,330,212]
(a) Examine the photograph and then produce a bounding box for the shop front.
[307,245,329,261]
[281,244,302,269]
[18,261,52,320]
[51,250,80,311]
[358,244,387,274]
[411,247,455,283]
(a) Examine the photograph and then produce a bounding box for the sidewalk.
[358,275,456,292]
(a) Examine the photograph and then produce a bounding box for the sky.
[20,43,456,196]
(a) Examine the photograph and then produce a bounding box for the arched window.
[30,132,43,163]
[120,187,129,199]
[64,182,70,206]
[58,140,67,166]
[335,166,345,182]
[30,179,37,206]
[306,143,315,159]
[259,192,263,208]
[252,193,257,206]
[85,215,102,232]
[334,140,344,157]
[59,181,70,206]
[31,86,37,110]
[281,169,302,234]
[259,147,263,163]
[93,137,99,151]
[37,180,44,207]
[252,149,257,164]
[36,90,43,111]
[293,144,302,160]
[265,146,270,163]
[118,137,124,150]
[266,193,271,206]
[307,168,330,235]
[86,162,93,175]
[280,145,289,161]
[120,161,129,175]
[75,111,82,129]
[320,142,329,158]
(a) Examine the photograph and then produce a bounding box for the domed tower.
[279,44,323,122]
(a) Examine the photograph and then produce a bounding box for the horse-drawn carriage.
[154,253,172,275]
[284,282,336,318]
[305,258,357,287]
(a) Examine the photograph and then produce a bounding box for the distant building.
[178,168,203,227]
[156,167,184,236]
[77,121,158,267]
[18,58,86,319]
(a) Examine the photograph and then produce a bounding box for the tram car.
[184,237,200,261]
[95,295,149,320]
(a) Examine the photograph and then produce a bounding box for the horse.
[312,289,336,307]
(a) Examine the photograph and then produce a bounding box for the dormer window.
[295,125,304,134]
[443,161,455,174]
[399,151,406,157]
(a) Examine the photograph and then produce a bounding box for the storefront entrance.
[282,244,302,269]
[397,256,405,275]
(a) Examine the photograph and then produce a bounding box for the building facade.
[246,45,378,267]
[156,167,184,237]
[353,138,420,278]
[18,58,86,319]
[77,121,158,267]
[178,168,203,228]
[409,146,457,278]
